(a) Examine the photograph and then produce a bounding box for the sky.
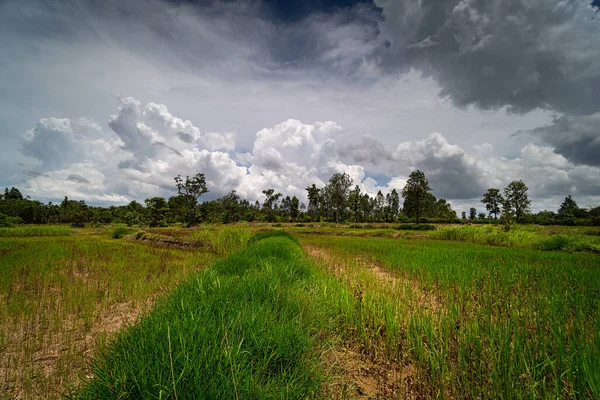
[1,0,600,214]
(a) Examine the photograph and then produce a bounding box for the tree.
[482,188,504,220]
[558,195,578,217]
[262,189,282,222]
[461,211,467,220]
[305,184,321,221]
[145,197,168,227]
[360,193,372,221]
[469,207,476,221]
[401,170,431,224]
[387,189,400,222]
[374,191,385,221]
[348,185,362,222]
[289,196,300,221]
[327,173,353,223]
[5,187,23,200]
[478,212,487,220]
[174,173,209,227]
[503,180,531,222]
[219,190,241,224]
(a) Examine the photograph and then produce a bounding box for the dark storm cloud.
[371,0,600,166]
[373,0,600,116]
[526,113,600,165]
[166,0,376,22]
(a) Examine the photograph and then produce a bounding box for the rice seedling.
[0,225,72,237]
[72,232,324,399]
[299,234,600,399]
[0,233,222,399]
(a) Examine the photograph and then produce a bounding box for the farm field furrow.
[0,231,223,399]
[1,225,599,399]
[299,234,600,399]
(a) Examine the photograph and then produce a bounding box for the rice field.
[1,224,599,398]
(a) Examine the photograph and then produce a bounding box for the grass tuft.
[0,225,72,237]
[72,236,323,399]
[110,226,135,239]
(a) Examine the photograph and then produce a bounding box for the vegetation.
[299,234,600,398]
[0,231,223,399]
[402,169,432,223]
[73,233,324,399]
[2,167,600,226]
[174,173,209,227]
[0,225,72,237]
[2,222,599,398]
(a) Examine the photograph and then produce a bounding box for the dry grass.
[0,234,220,399]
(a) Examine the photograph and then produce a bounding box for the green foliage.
[503,180,531,222]
[395,223,436,231]
[1,231,220,398]
[111,227,135,239]
[482,188,503,219]
[300,234,600,398]
[0,225,72,237]
[248,230,298,245]
[401,170,431,223]
[175,173,209,226]
[0,213,21,227]
[538,235,600,254]
[326,172,353,223]
[73,236,322,399]
[188,227,252,255]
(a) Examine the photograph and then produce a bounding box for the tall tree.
[387,189,400,221]
[375,190,385,221]
[482,188,504,220]
[360,193,372,222]
[174,173,209,227]
[469,207,476,221]
[401,170,431,223]
[348,185,362,222]
[503,180,531,222]
[144,197,168,227]
[262,189,282,222]
[289,196,300,221]
[327,173,353,223]
[219,190,241,224]
[558,195,578,217]
[305,184,321,221]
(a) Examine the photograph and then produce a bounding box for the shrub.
[111,227,135,239]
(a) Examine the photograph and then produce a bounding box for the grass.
[0,231,223,399]
[110,226,135,239]
[72,232,324,399]
[0,225,72,237]
[430,225,600,253]
[187,226,253,255]
[299,234,600,398]
[3,223,600,398]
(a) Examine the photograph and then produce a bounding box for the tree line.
[1,170,599,227]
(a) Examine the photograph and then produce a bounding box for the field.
[1,224,599,398]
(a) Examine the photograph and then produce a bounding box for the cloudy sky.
[1,0,600,213]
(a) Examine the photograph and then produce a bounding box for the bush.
[538,235,600,254]
[111,227,135,239]
[0,213,21,227]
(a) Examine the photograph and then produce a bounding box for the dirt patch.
[305,245,443,314]
[0,299,151,399]
[305,244,445,399]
